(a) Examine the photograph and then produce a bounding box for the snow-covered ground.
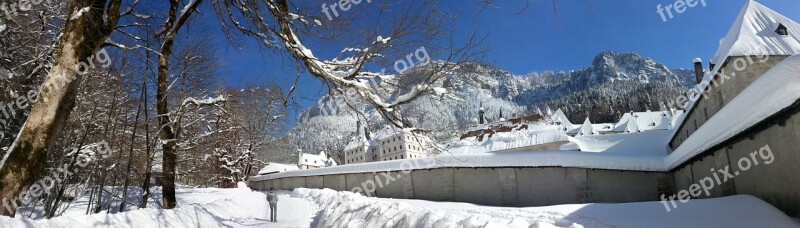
[292,188,800,228]
[2,186,798,227]
[0,183,311,228]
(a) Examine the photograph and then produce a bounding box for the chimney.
[693,58,704,83]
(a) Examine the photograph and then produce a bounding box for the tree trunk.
[0,0,121,217]
[157,0,204,210]
[140,36,154,209]
[119,87,145,212]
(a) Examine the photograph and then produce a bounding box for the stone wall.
[251,167,664,208]
[670,55,789,149]
[670,108,800,217]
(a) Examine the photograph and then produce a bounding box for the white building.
[343,126,433,164]
[375,127,431,162]
[298,151,337,170]
[344,134,379,164]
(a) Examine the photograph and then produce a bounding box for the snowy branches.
[213,0,484,128]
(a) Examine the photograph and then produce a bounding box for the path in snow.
[0,185,315,228]
[262,191,315,228]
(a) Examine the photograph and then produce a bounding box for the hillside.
[287,51,695,160]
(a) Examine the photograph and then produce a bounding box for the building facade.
[344,127,432,164]
[376,129,430,161]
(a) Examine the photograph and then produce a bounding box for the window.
[401,155,404,159]
[776,23,788,36]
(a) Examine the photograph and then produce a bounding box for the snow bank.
[294,188,583,227]
[295,188,800,228]
[0,187,270,228]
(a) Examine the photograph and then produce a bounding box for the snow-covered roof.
[344,134,378,151]
[299,151,330,167]
[568,130,672,155]
[710,0,800,65]
[666,54,800,169]
[592,123,615,132]
[258,163,299,175]
[374,127,413,140]
[449,123,569,154]
[576,118,598,137]
[613,111,673,133]
[674,0,799,142]
[551,109,577,132]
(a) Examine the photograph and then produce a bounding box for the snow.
[433,87,448,96]
[4,186,797,227]
[551,109,577,132]
[710,0,800,65]
[0,184,278,227]
[181,95,226,107]
[258,163,300,175]
[376,36,391,44]
[450,123,569,154]
[253,150,666,181]
[290,188,800,228]
[666,54,800,169]
[298,151,335,168]
[69,7,91,21]
[569,130,672,155]
[258,51,794,175]
[576,118,597,136]
[343,133,377,151]
[678,0,800,133]
[612,111,675,133]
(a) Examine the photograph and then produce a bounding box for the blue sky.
[196,0,800,123]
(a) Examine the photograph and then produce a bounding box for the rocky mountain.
[286,51,696,160]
